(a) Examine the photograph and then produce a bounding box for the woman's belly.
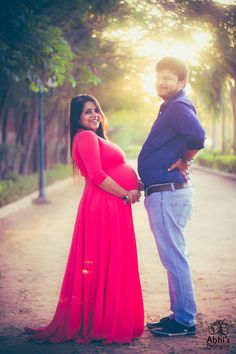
[106,162,138,190]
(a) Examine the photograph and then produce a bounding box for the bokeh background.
[0,0,236,206]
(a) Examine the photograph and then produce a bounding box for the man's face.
[155,69,185,100]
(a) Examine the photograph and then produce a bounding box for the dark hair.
[69,94,107,158]
[155,56,189,82]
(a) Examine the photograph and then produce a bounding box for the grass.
[0,164,72,207]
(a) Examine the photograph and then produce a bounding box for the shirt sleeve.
[169,101,206,150]
[76,130,108,186]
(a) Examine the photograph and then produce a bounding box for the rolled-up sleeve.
[169,101,206,150]
[76,130,108,186]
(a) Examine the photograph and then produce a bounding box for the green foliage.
[44,163,72,184]
[123,144,141,158]
[0,174,37,208]
[0,1,75,91]
[196,151,236,174]
[0,163,72,207]
[108,108,151,148]
[0,144,24,179]
[0,0,136,178]
[0,0,128,93]
[1,0,236,181]
[94,76,157,149]
[155,0,236,108]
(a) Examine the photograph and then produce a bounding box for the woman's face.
[80,101,101,132]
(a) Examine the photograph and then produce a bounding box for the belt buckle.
[145,187,149,197]
[145,185,153,196]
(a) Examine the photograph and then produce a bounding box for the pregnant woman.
[24,94,144,344]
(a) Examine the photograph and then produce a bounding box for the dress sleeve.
[169,101,206,150]
[76,130,108,186]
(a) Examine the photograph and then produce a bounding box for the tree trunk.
[0,88,11,144]
[21,96,39,175]
[54,110,65,164]
[64,118,70,164]
[230,79,236,155]
[61,104,70,164]
[1,106,9,144]
[221,104,226,154]
[43,97,60,168]
[16,111,27,145]
[44,98,59,141]
[211,117,218,150]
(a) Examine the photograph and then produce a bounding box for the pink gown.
[25,129,144,344]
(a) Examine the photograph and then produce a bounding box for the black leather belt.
[145,182,192,197]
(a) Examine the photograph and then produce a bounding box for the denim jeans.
[144,186,197,327]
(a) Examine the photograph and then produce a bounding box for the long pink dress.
[25,129,144,344]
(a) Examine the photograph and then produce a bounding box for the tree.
[0,0,134,176]
[147,0,236,153]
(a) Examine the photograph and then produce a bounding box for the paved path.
[0,168,236,354]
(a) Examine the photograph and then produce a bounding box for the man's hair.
[155,56,189,82]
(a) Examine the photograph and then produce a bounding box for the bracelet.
[122,195,130,205]
[122,191,130,205]
[122,190,133,205]
[182,158,193,166]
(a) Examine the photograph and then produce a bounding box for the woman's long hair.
[69,94,107,172]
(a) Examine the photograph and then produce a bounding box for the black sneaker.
[146,316,172,329]
[150,319,197,337]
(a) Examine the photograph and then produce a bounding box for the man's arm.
[168,101,206,180]
[168,150,199,181]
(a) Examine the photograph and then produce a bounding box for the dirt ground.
[0,166,236,354]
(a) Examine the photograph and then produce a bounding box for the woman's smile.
[80,101,101,132]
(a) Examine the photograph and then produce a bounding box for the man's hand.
[168,158,189,181]
[138,179,144,191]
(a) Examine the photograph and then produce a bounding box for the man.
[138,56,205,337]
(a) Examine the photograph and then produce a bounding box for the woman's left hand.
[129,190,141,204]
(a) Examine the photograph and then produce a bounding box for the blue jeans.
[144,186,197,327]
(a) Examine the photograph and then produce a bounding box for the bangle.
[122,191,130,205]
[122,195,129,204]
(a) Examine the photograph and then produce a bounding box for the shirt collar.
[160,89,185,110]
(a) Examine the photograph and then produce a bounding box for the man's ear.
[179,80,186,89]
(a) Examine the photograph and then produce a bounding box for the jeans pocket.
[172,200,194,228]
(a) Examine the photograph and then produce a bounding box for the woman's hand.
[128,190,141,204]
